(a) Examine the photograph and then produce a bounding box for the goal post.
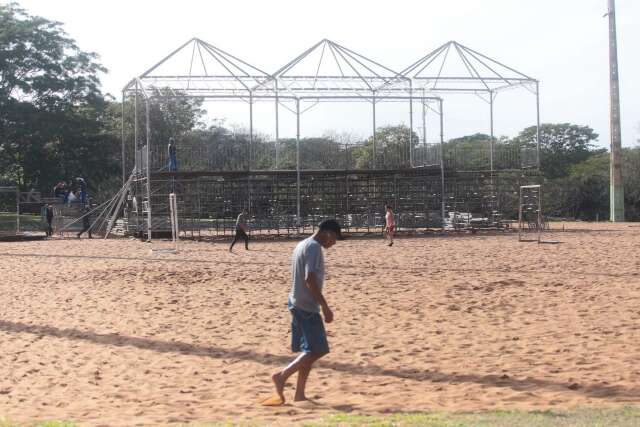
[169,192,179,251]
[518,185,543,243]
[149,192,179,254]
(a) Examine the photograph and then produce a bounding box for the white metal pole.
[535,81,541,170]
[518,186,523,242]
[275,81,279,170]
[248,91,254,217]
[372,91,377,169]
[249,91,253,171]
[422,92,427,144]
[134,85,138,175]
[121,91,126,185]
[170,193,179,251]
[169,193,175,244]
[538,186,542,244]
[409,80,414,167]
[439,99,445,228]
[296,98,301,229]
[145,98,152,242]
[489,90,494,171]
[16,187,20,234]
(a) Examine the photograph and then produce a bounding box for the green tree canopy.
[355,125,419,169]
[512,123,600,179]
[0,3,114,192]
[0,3,104,108]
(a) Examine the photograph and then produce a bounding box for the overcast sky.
[12,0,640,147]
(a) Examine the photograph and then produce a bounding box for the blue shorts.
[289,303,330,354]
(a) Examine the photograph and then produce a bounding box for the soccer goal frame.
[518,184,543,243]
[149,192,179,254]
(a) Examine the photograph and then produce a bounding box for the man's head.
[385,204,392,211]
[316,219,342,249]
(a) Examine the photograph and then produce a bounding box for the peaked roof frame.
[123,38,274,99]
[122,38,538,101]
[400,40,537,94]
[123,37,440,103]
[398,40,541,171]
[262,39,412,99]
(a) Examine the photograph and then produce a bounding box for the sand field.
[1,223,639,425]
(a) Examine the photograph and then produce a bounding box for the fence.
[145,137,532,173]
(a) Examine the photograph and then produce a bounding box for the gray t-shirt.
[288,237,325,313]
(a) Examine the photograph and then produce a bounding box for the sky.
[11,0,640,148]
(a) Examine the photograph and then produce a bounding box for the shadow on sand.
[1,319,638,401]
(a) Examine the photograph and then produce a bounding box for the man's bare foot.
[293,394,307,402]
[271,372,286,404]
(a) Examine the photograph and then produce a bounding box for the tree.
[0,3,112,192]
[117,90,205,174]
[565,153,609,220]
[354,125,419,169]
[140,89,205,149]
[443,133,493,170]
[274,137,345,170]
[511,123,600,179]
[622,147,640,220]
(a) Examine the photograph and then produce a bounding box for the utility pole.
[607,0,624,221]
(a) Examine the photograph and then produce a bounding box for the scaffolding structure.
[121,38,540,239]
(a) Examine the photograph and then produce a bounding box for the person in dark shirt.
[45,204,54,237]
[229,209,250,252]
[168,138,178,172]
[53,182,66,200]
[76,177,87,204]
[77,208,92,239]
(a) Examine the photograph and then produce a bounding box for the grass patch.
[304,407,640,427]
[2,407,640,426]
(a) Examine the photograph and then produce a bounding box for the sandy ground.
[1,223,640,426]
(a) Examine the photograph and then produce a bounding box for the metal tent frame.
[122,38,445,239]
[399,40,540,171]
[121,38,538,240]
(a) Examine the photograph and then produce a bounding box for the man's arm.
[305,272,333,323]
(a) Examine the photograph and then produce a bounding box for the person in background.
[229,209,250,252]
[45,204,54,237]
[53,181,66,201]
[384,203,395,247]
[168,138,178,172]
[77,207,92,239]
[67,190,78,204]
[76,177,87,204]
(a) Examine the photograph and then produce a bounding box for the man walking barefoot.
[261,219,342,406]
